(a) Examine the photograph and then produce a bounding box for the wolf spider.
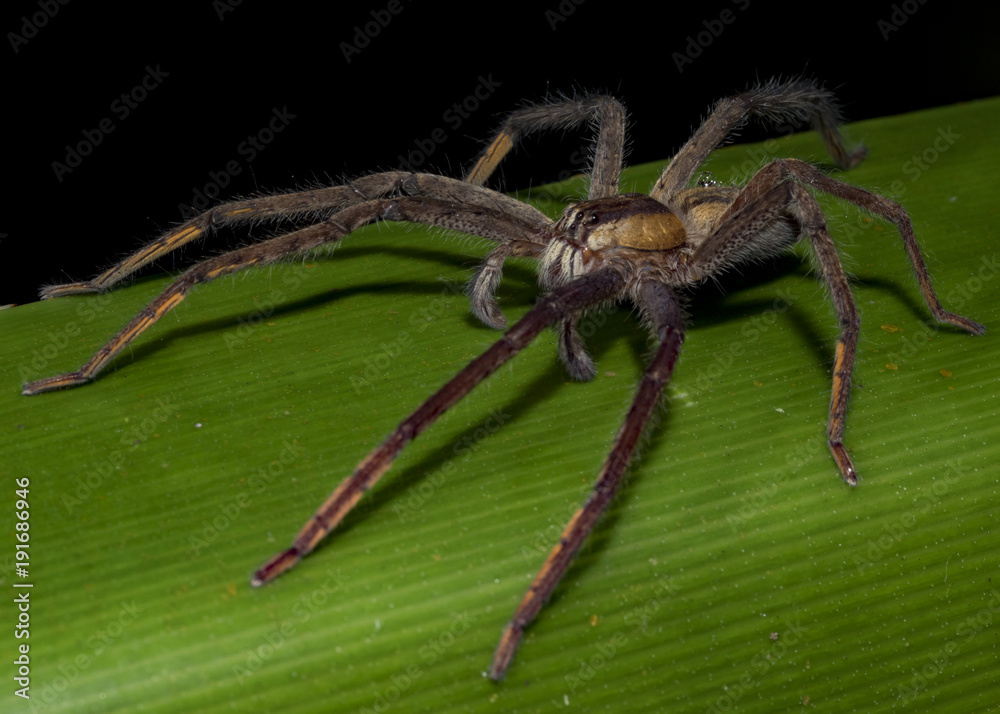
[23,79,983,679]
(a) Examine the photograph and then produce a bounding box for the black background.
[5,1,999,306]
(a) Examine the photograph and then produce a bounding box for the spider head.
[541,194,687,287]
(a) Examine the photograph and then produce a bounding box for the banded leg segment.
[250,269,628,585]
[40,184,376,299]
[466,94,627,200]
[786,182,863,484]
[41,172,552,299]
[780,172,984,482]
[22,197,546,396]
[490,281,685,680]
[691,158,984,484]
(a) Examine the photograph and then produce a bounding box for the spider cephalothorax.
[23,79,983,679]
[541,194,687,286]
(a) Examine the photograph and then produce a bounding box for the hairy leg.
[466,93,627,200]
[696,159,984,335]
[463,93,629,326]
[251,269,628,589]
[652,78,867,203]
[41,172,550,298]
[490,280,684,679]
[23,196,545,395]
[689,159,983,483]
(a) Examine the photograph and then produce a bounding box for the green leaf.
[3,96,998,713]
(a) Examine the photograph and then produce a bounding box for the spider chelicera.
[23,79,984,679]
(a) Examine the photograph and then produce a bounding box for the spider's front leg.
[250,269,628,587]
[22,196,545,395]
[490,280,685,679]
[37,178,404,299]
[39,170,550,300]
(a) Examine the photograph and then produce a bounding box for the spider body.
[543,186,748,285]
[23,80,983,680]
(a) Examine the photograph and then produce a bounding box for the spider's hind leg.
[652,78,867,203]
[689,158,983,485]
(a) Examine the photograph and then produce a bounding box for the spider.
[23,79,984,680]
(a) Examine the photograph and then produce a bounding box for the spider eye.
[587,214,599,224]
[574,211,584,223]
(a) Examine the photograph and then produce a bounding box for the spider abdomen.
[669,185,740,242]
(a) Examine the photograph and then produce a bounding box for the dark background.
[5,1,999,306]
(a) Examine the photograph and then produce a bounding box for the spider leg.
[556,312,597,380]
[695,159,985,335]
[465,94,627,200]
[652,78,867,203]
[689,159,983,484]
[788,182,864,485]
[467,240,546,330]
[398,174,553,331]
[470,242,596,374]
[41,172,550,299]
[464,94,629,323]
[250,268,627,585]
[22,197,544,395]
[490,280,684,680]
[400,173,551,229]
[40,179,386,299]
